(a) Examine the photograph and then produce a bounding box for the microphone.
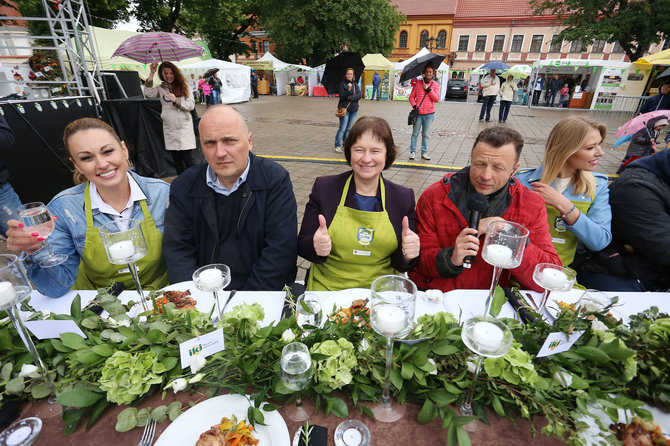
[463,193,488,269]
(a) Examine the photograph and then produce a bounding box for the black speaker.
[101,71,143,99]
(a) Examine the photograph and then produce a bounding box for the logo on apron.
[554,216,567,233]
[357,227,375,246]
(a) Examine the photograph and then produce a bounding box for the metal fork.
[138,419,156,446]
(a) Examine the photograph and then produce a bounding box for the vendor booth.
[180,59,251,103]
[361,53,394,100]
[393,48,449,101]
[255,52,314,96]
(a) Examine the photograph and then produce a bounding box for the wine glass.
[575,289,611,314]
[0,254,61,417]
[296,293,323,336]
[280,341,314,422]
[193,264,231,325]
[460,315,513,429]
[99,219,148,311]
[17,202,67,268]
[369,275,417,422]
[481,220,529,316]
[532,263,576,316]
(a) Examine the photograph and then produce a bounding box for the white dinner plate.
[319,288,371,317]
[577,401,670,444]
[154,394,290,446]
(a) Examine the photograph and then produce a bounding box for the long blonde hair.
[540,117,606,197]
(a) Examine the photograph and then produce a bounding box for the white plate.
[540,289,626,323]
[320,288,371,316]
[154,394,290,446]
[160,281,217,316]
[577,401,670,444]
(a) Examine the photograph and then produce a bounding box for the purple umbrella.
[112,31,204,64]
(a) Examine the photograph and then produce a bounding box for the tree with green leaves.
[256,0,404,66]
[530,0,670,62]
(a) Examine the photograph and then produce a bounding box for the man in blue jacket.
[545,74,562,107]
[162,105,298,290]
[371,71,382,100]
[639,80,670,115]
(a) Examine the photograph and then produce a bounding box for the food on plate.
[195,415,258,446]
[611,417,670,446]
[329,299,369,326]
[154,290,197,313]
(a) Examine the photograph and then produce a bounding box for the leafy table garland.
[0,286,668,445]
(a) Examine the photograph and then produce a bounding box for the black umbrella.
[203,68,219,79]
[321,52,365,95]
[399,52,446,83]
[657,67,670,79]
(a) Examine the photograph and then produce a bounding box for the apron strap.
[339,174,387,210]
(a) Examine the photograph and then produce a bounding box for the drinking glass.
[460,315,513,427]
[296,293,323,335]
[575,289,611,314]
[481,220,529,316]
[280,341,314,422]
[17,202,67,268]
[532,263,576,315]
[369,275,417,422]
[0,254,60,417]
[193,264,231,324]
[99,219,148,311]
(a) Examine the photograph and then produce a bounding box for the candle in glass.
[483,244,513,267]
[343,428,363,446]
[374,305,406,335]
[0,281,16,307]
[108,240,135,262]
[471,321,504,350]
[540,268,568,289]
[198,268,224,291]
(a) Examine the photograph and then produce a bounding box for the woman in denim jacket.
[6,118,170,297]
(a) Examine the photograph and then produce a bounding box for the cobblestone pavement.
[199,95,626,279]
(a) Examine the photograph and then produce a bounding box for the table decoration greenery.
[0,285,668,446]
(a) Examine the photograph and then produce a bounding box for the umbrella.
[480,61,510,71]
[612,134,633,148]
[656,67,670,79]
[501,69,529,79]
[399,52,446,83]
[112,31,204,64]
[321,52,365,95]
[615,110,670,138]
[203,68,219,79]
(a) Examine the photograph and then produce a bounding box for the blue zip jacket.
[25,172,170,297]
[516,166,612,251]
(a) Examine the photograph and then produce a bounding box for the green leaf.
[417,399,436,424]
[57,387,104,408]
[253,407,265,425]
[489,286,506,318]
[330,397,348,417]
[136,408,151,426]
[359,405,375,420]
[116,407,138,432]
[86,399,110,431]
[389,368,403,390]
[432,341,459,356]
[429,389,458,407]
[70,294,82,320]
[73,350,103,366]
[161,356,179,371]
[167,401,182,421]
[91,344,116,357]
[6,377,25,394]
[30,382,51,399]
[574,346,611,365]
[262,403,280,412]
[456,426,472,446]
[401,361,414,380]
[491,395,505,416]
[80,316,100,329]
[60,332,88,350]
[151,405,169,422]
[0,362,12,381]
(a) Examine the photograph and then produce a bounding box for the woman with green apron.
[6,118,170,297]
[298,117,420,291]
[516,116,612,269]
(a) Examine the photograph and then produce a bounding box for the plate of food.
[155,282,216,316]
[154,394,290,446]
[319,288,370,325]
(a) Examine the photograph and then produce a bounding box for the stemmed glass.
[459,316,513,427]
[0,254,60,417]
[369,275,417,422]
[280,341,314,422]
[193,264,231,324]
[295,293,323,336]
[532,263,576,315]
[575,289,611,314]
[99,218,148,311]
[17,202,67,268]
[481,220,529,316]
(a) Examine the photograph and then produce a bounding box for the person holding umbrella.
[334,67,361,153]
[479,69,500,122]
[145,61,197,175]
[617,116,669,173]
[408,63,440,160]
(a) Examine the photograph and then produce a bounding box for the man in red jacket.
[409,126,560,292]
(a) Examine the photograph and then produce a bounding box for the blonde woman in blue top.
[516,116,612,267]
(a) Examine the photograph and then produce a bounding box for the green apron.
[72,182,169,291]
[307,175,397,291]
[546,198,593,267]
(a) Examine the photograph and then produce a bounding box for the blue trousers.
[479,95,495,120]
[410,113,435,154]
[372,85,380,100]
[0,182,22,238]
[498,101,511,122]
[335,110,358,147]
[546,90,558,106]
[211,89,221,104]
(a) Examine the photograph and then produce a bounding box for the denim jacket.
[25,172,170,297]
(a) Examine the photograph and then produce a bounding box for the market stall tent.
[362,53,394,100]
[180,59,251,103]
[256,52,315,95]
[393,48,450,101]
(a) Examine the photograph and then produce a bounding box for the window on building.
[251,41,257,52]
[399,31,407,48]
[510,35,523,52]
[458,35,469,51]
[570,39,584,52]
[529,35,543,52]
[263,40,270,53]
[437,30,446,48]
[492,35,505,52]
[549,35,562,52]
[592,39,606,52]
[612,41,624,53]
[475,35,487,51]
[420,30,429,48]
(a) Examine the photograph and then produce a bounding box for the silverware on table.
[138,419,156,446]
[221,290,238,315]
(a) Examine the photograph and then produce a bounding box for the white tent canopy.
[393,48,450,101]
[257,52,315,95]
[180,59,250,103]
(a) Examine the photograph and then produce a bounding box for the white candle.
[0,281,16,307]
[483,244,513,267]
[108,240,135,262]
[7,425,32,444]
[472,321,504,350]
[375,305,406,335]
[343,428,362,446]
[198,268,224,290]
[424,289,443,303]
[540,268,568,290]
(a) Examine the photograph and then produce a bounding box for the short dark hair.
[344,117,397,169]
[472,126,524,160]
[660,80,670,87]
[423,62,435,73]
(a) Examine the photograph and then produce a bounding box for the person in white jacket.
[478,69,500,122]
[498,75,517,123]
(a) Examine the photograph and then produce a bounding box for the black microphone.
[463,193,488,269]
